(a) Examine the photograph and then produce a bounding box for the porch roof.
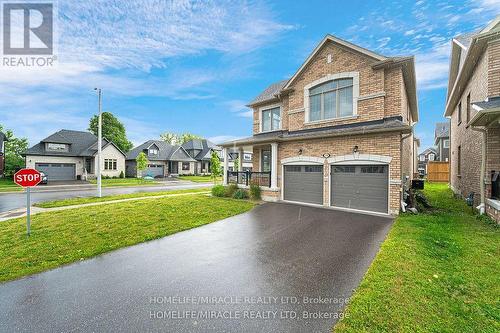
[471,97,500,127]
[220,116,411,147]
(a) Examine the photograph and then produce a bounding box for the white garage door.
[330,165,388,213]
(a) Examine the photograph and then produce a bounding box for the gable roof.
[246,34,418,121]
[24,129,124,157]
[182,139,222,161]
[445,16,500,116]
[419,147,438,156]
[434,122,450,141]
[126,140,196,162]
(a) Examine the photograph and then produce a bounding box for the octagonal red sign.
[14,168,42,187]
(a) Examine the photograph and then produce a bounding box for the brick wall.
[252,40,411,134]
[488,40,500,96]
[450,48,488,204]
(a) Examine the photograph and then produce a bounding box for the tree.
[89,112,133,153]
[159,132,202,145]
[136,152,148,178]
[210,150,222,184]
[233,156,240,172]
[0,125,28,177]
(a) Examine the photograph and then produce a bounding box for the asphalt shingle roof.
[248,79,288,106]
[182,139,222,161]
[25,130,112,157]
[473,96,500,110]
[434,122,450,139]
[126,140,195,162]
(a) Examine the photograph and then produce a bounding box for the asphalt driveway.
[0,203,393,332]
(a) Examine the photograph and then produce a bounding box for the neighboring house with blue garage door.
[24,129,126,181]
[125,140,196,178]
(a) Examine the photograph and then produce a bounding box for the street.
[0,182,210,213]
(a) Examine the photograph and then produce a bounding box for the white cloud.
[415,42,450,90]
[223,99,253,118]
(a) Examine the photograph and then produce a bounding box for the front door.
[170,161,178,174]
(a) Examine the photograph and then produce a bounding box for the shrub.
[232,189,249,199]
[225,184,239,197]
[249,184,261,200]
[119,171,125,178]
[212,185,226,197]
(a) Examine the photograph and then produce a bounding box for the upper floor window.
[457,101,462,125]
[466,93,471,124]
[243,153,252,161]
[309,78,353,122]
[419,155,426,162]
[428,153,435,161]
[261,106,281,132]
[149,148,158,155]
[443,139,449,148]
[46,143,68,152]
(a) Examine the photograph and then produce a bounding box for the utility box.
[412,179,424,190]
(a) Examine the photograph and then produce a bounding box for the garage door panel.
[145,164,164,178]
[331,165,388,213]
[35,163,76,181]
[284,165,323,205]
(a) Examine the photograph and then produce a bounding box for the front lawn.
[334,183,499,333]
[0,194,254,282]
[88,177,159,187]
[0,178,22,192]
[35,187,211,208]
[179,175,221,183]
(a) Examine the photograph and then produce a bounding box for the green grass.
[34,187,211,208]
[88,177,159,187]
[0,178,22,192]
[179,175,221,183]
[334,183,500,333]
[0,194,254,282]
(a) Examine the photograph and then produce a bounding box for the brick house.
[445,17,500,222]
[220,35,418,216]
[434,122,450,161]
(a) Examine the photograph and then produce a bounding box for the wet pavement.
[0,202,393,332]
[0,182,210,213]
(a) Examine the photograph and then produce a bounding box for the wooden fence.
[427,161,449,182]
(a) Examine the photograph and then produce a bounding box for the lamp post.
[94,88,102,198]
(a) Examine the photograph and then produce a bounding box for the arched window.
[309,78,353,121]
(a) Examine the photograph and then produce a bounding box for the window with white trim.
[46,143,69,152]
[261,106,281,132]
[309,78,353,121]
[428,153,435,161]
[443,139,449,148]
[104,159,117,170]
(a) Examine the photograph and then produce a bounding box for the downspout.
[471,126,487,214]
[400,131,413,211]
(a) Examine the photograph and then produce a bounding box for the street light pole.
[95,88,102,198]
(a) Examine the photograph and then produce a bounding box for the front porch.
[222,143,279,199]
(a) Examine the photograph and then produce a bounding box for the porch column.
[238,147,244,171]
[271,142,278,189]
[223,147,228,185]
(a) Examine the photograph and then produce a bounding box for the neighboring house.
[181,139,222,175]
[434,122,450,161]
[221,34,418,215]
[226,149,253,172]
[0,131,7,177]
[417,147,438,176]
[24,129,126,181]
[125,140,196,177]
[445,17,500,222]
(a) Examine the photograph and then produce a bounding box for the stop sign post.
[14,169,42,236]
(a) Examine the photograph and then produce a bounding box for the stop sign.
[14,168,42,187]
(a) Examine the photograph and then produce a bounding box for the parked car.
[39,172,48,185]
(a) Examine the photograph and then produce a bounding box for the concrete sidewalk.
[0,191,210,222]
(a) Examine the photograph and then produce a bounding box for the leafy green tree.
[89,112,133,153]
[136,152,148,178]
[210,150,222,184]
[233,156,240,172]
[159,132,202,145]
[0,125,28,177]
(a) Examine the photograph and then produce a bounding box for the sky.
[1,0,499,151]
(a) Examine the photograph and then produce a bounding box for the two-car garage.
[35,163,76,181]
[283,162,389,214]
